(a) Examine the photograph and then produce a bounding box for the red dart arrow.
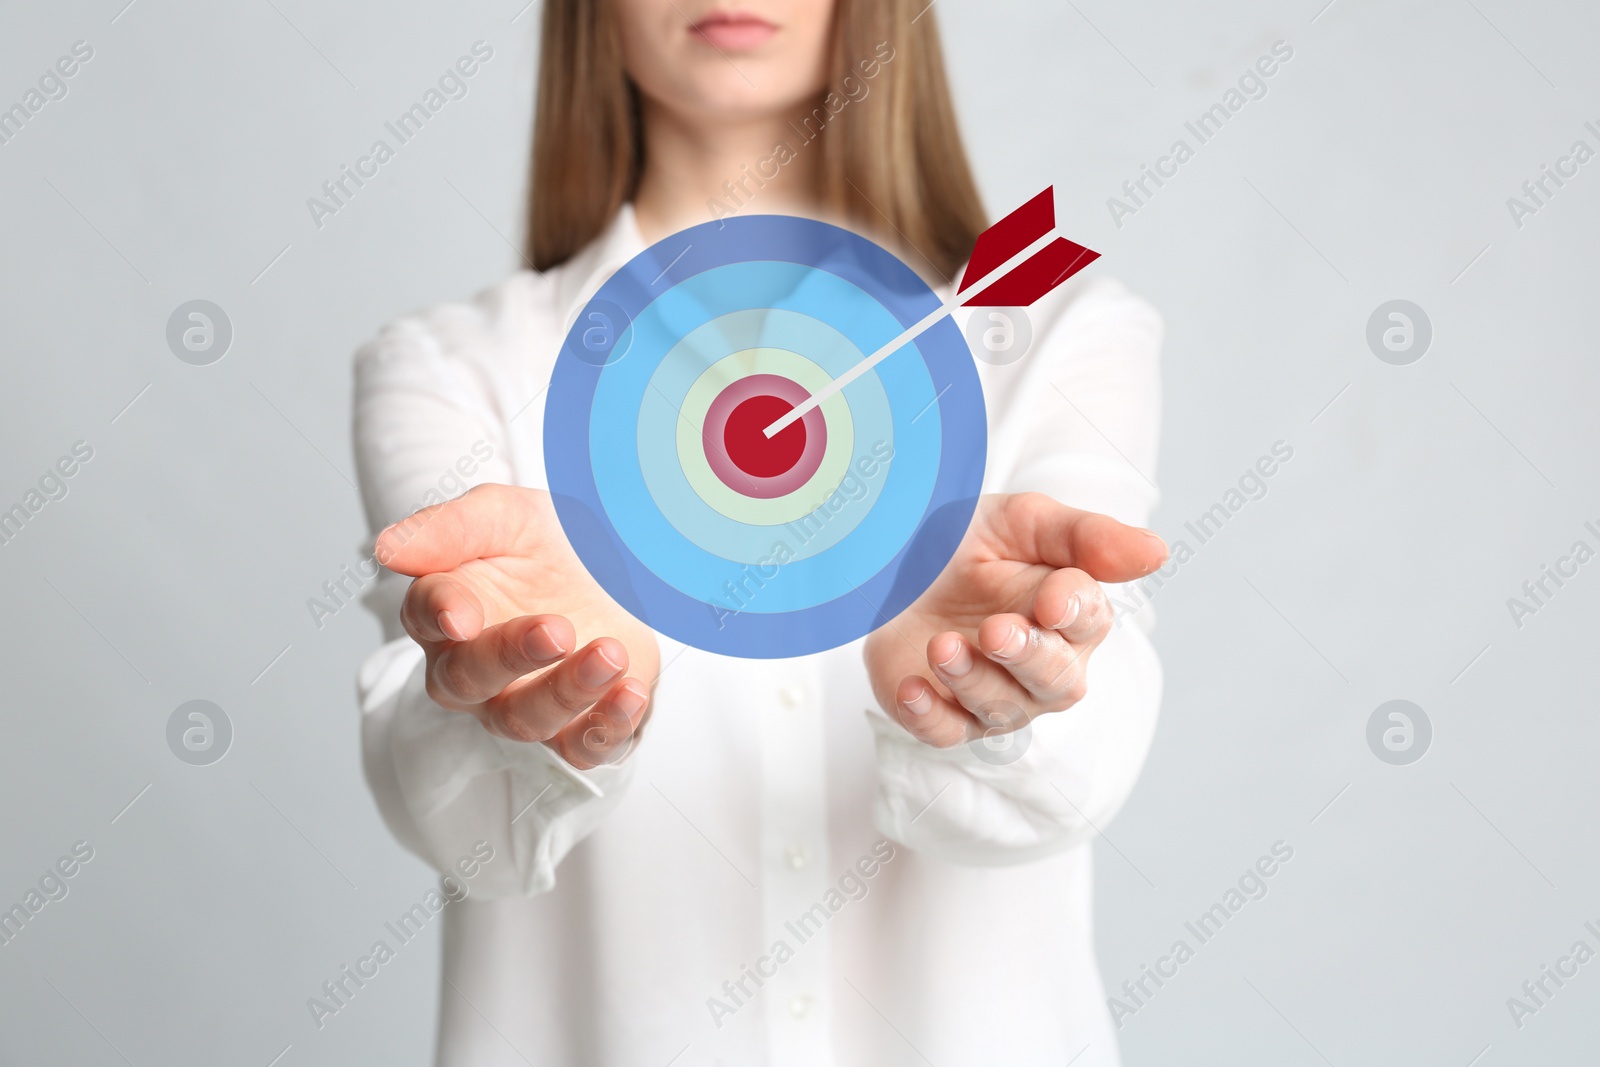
[765,186,1099,437]
[957,186,1100,304]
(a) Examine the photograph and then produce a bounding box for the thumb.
[1002,493,1168,583]
[375,483,542,577]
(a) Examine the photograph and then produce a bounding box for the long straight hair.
[525,0,987,280]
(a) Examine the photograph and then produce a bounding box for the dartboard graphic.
[545,194,1099,658]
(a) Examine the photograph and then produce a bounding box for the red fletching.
[960,236,1101,307]
[957,186,1101,307]
[958,187,1055,295]
[760,186,1102,441]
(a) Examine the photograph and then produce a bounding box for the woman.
[354,0,1166,1063]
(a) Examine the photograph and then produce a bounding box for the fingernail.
[934,641,973,679]
[904,686,933,715]
[1051,595,1081,631]
[614,682,647,718]
[993,623,1028,661]
[579,644,624,687]
[439,611,467,641]
[525,623,567,659]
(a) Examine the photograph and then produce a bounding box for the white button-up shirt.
[353,205,1164,1067]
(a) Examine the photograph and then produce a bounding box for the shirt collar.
[552,204,966,314]
[552,202,648,320]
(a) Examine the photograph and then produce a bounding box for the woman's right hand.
[375,483,661,770]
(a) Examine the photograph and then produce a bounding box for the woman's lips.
[690,11,778,51]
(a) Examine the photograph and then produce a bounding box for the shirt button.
[785,843,809,870]
[789,994,813,1019]
[778,684,803,708]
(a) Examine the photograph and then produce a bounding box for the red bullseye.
[702,373,828,498]
[723,395,806,478]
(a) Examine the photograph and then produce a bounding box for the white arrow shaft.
[762,228,1057,438]
[763,303,951,437]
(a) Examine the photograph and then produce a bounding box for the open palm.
[864,492,1167,749]
[378,484,660,769]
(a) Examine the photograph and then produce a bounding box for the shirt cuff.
[359,636,635,897]
[867,614,1161,866]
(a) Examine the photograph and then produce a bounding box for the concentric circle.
[671,344,855,528]
[703,372,824,495]
[545,214,986,657]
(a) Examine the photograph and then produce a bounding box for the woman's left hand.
[864,493,1168,749]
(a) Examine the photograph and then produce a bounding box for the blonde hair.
[526,0,987,279]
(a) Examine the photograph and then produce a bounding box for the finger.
[926,631,1036,729]
[425,615,574,708]
[977,613,1089,707]
[893,675,978,749]
[480,638,629,744]
[377,484,545,577]
[1028,568,1113,644]
[546,678,650,770]
[997,493,1167,583]
[401,571,489,644]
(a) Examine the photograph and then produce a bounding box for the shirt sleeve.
[352,286,635,898]
[870,277,1165,865]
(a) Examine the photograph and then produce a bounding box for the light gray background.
[1,1,1595,1064]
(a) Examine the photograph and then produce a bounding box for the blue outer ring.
[545,214,985,658]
